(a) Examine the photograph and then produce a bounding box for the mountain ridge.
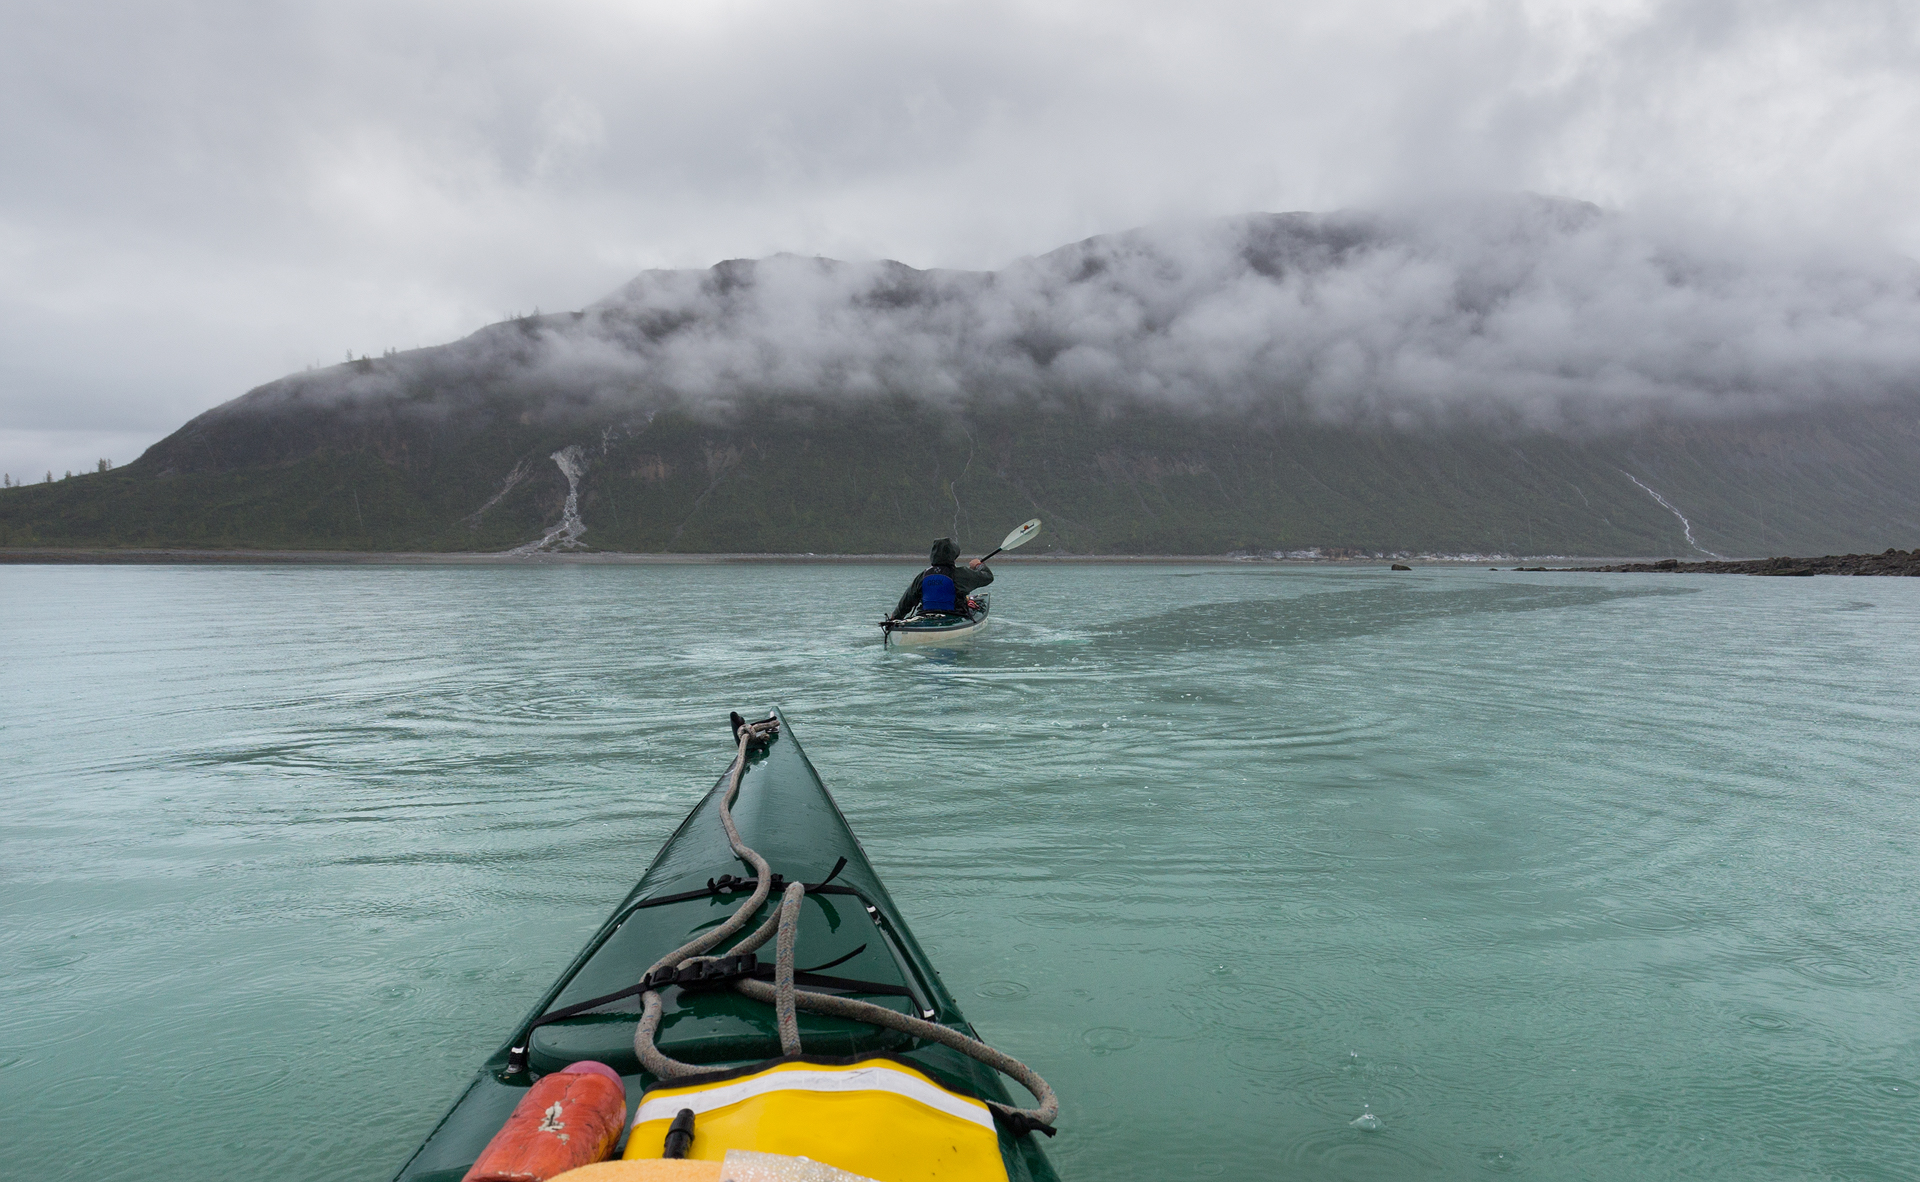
[6,200,1920,556]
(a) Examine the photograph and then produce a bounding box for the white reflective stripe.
[633,1065,995,1132]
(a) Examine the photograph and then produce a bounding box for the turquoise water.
[5,563,1919,1181]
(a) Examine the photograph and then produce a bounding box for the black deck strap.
[744,958,914,999]
[524,982,649,1028]
[712,860,841,896]
[631,885,722,909]
[793,971,914,998]
[797,943,866,974]
[628,875,867,916]
[647,952,760,992]
[507,981,650,1072]
[508,954,767,1072]
[708,872,784,897]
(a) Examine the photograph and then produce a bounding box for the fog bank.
[266,197,1920,433]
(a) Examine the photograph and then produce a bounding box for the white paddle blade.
[999,518,1043,551]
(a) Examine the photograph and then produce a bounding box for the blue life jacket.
[921,571,959,613]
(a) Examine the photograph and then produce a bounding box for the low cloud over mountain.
[253,196,1920,434]
[11,200,1920,559]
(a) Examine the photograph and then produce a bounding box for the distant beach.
[0,548,1661,566]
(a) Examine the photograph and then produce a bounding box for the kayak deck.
[393,709,1057,1182]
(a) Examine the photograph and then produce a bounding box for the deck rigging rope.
[771,880,805,1057]
[631,715,1059,1135]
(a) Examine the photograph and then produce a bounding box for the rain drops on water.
[1350,1106,1382,1132]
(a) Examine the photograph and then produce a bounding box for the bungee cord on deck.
[631,714,1059,1135]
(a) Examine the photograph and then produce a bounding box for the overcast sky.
[3,0,1917,480]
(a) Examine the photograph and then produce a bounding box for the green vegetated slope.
[5,389,1919,556]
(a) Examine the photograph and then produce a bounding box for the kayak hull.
[886,602,990,647]
[393,708,1056,1182]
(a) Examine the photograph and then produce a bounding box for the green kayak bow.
[393,708,1058,1182]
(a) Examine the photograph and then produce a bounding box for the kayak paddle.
[979,518,1042,563]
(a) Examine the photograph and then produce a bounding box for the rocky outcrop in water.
[1573,550,1920,576]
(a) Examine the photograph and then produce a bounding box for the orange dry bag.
[463,1061,628,1182]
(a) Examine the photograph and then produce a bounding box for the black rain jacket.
[889,538,993,620]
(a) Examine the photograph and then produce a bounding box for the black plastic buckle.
[642,953,759,992]
[707,872,784,897]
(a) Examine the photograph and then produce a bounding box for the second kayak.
[883,594,990,647]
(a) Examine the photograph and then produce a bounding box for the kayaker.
[886,537,992,621]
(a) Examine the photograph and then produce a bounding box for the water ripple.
[1278,1124,1446,1180]
[6,564,1920,1182]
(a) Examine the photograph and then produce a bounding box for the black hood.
[929,538,960,565]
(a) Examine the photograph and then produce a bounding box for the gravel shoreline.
[0,548,1390,565]
[1569,549,1920,576]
